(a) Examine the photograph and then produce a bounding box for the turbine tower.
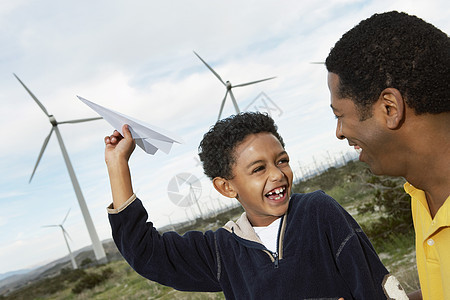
[14,74,107,263]
[193,51,276,120]
[43,209,78,269]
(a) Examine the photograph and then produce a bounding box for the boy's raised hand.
[105,124,136,209]
[105,124,136,165]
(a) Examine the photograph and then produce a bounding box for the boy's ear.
[213,177,237,199]
[378,88,405,129]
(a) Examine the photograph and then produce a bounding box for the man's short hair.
[326,11,450,120]
[198,112,284,180]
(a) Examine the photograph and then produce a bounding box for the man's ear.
[213,177,237,199]
[379,88,405,129]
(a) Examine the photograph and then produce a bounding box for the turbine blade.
[62,227,72,241]
[228,90,240,114]
[218,90,229,120]
[233,76,276,88]
[13,74,50,117]
[193,51,226,86]
[42,225,58,228]
[62,209,71,225]
[58,117,102,124]
[30,127,54,183]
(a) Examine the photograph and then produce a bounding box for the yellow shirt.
[405,183,450,300]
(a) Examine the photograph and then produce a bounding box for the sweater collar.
[223,212,263,244]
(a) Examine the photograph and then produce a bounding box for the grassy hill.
[1,161,418,299]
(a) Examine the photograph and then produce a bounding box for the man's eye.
[278,159,289,165]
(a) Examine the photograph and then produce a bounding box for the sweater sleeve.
[108,197,222,292]
[318,192,391,299]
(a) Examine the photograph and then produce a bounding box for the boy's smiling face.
[215,132,293,227]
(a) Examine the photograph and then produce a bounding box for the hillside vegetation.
[2,161,418,299]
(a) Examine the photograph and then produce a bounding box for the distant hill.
[0,239,120,296]
[0,270,31,282]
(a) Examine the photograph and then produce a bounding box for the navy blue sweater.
[109,191,392,299]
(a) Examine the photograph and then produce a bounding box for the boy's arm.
[109,199,222,292]
[105,124,136,208]
[324,197,408,299]
[334,225,391,299]
[105,125,221,292]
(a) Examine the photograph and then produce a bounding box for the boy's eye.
[253,166,265,173]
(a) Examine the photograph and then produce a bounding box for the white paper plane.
[77,96,183,155]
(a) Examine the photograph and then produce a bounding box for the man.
[325,11,449,300]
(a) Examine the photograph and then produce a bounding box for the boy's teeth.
[266,187,285,196]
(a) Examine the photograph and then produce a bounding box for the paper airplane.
[77,96,183,155]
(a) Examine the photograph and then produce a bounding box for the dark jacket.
[109,191,392,299]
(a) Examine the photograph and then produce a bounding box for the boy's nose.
[269,165,284,181]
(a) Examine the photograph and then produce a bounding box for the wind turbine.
[193,51,276,120]
[43,209,78,269]
[14,74,107,263]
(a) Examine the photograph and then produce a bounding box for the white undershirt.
[253,218,281,253]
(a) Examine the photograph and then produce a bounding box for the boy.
[325,11,449,299]
[105,112,404,299]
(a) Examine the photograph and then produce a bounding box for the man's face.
[227,132,293,227]
[327,72,395,175]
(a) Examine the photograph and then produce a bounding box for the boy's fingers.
[105,134,120,145]
[122,124,133,139]
[105,126,131,146]
[112,130,122,138]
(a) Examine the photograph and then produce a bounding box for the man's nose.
[335,120,345,140]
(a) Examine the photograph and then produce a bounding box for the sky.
[0,0,448,275]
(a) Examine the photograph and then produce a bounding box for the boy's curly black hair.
[198,112,284,180]
[326,11,450,120]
